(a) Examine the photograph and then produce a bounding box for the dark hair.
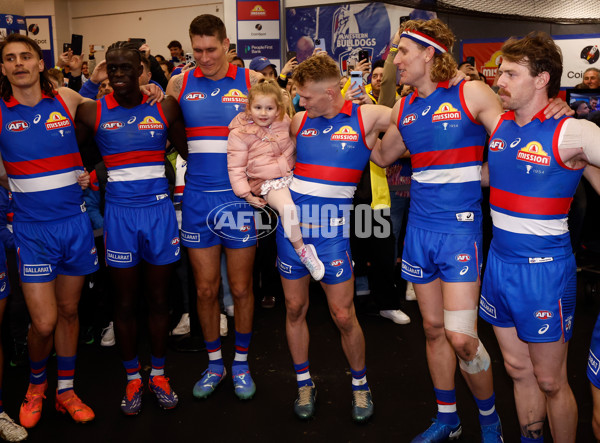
[106,41,143,66]
[501,31,562,98]
[232,56,245,67]
[168,40,182,50]
[0,33,55,100]
[159,60,174,74]
[189,14,227,41]
[372,59,385,70]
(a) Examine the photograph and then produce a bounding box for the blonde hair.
[400,19,457,83]
[247,79,286,121]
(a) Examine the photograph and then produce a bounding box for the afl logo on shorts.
[102,121,125,130]
[534,310,553,320]
[489,139,506,152]
[330,259,344,267]
[300,128,318,137]
[185,92,207,101]
[402,114,417,126]
[6,120,30,132]
[240,226,251,232]
[0,272,5,280]
[90,247,97,255]
[171,237,180,245]
[455,254,471,262]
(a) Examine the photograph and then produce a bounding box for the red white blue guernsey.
[0,93,85,222]
[487,110,582,263]
[178,64,250,191]
[94,93,169,206]
[397,81,486,234]
[291,101,371,222]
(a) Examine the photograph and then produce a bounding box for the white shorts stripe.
[188,139,227,154]
[412,165,481,184]
[491,209,568,236]
[9,169,81,193]
[290,177,356,199]
[108,165,166,182]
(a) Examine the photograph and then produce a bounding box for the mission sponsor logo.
[251,4,267,16]
[300,128,318,137]
[489,138,506,152]
[221,89,248,104]
[431,102,461,123]
[402,113,417,126]
[138,116,164,130]
[6,120,30,132]
[184,92,207,101]
[516,142,550,166]
[45,112,71,130]
[102,121,125,130]
[330,125,358,142]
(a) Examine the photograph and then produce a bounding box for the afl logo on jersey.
[45,112,71,130]
[221,89,248,104]
[138,116,164,130]
[331,126,359,142]
[402,113,417,126]
[6,120,30,132]
[102,121,125,130]
[516,142,550,166]
[300,128,319,137]
[185,92,207,101]
[432,102,461,123]
[330,259,344,267]
[489,138,506,152]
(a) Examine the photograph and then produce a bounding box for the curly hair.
[501,31,562,98]
[292,54,340,87]
[0,33,55,101]
[400,19,457,83]
[247,79,286,121]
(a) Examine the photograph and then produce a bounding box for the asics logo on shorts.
[459,266,469,276]
[336,269,344,277]
[538,324,550,335]
[0,282,6,292]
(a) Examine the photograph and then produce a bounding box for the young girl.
[227,79,324,280]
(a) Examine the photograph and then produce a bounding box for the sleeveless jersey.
[397,81,486,233]
[487,110,582,262]
[178,64,250,191]
[0,93,85,223]
[291,101,371,223]
[94,93,169,206]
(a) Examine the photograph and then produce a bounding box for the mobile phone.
[185,53,195,66]
[63,43,71,53]
[346,57,356,75]
[350,71,363,96]
[229,43,237,52]
[466,56,475,66]
[129,38,146,49]
[358,50,369,64]
[71,34,83,55]
[287,51,297,61]
[314,38,326,52]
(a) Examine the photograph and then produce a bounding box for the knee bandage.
[458,340,491,374]
[444,309,490,374]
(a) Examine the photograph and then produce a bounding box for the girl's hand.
[245,195,267,207]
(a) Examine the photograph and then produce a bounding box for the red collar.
[193,63,238,79]
[3,91,54,108]
[104,92,149,109]
[409,80,452,105]
[340,100,353,116]
[501,105,549,123]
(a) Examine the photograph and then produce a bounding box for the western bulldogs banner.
[286,3,435,75]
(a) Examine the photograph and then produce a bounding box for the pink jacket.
[227,112,296,197]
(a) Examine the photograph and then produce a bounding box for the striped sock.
[294,361,313,387]
[521,437,543,442]
[434,388,460,426]
[150,355,165,380]
[205,338,224,374]
[57,355,76,394]
[475,393,499,426]
[350,367,369,391]
[29,356,49,385]
[232,331,252,368]
[123,357,142,381]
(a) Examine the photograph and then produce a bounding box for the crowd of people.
[0,12,599,443]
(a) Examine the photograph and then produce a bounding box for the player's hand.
[141,83,164,105]
[78,171,91,190]
[245,195,267,208]
[90,60,107,84]
[449,69,469,86]
[545,97,575,119]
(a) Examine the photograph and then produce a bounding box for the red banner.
[461,41,504,85]
[237,1,280,21]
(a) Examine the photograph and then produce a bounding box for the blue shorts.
[401,225,482,284]
[588,314,600,389]
[14,213,99,283]
[0,243,9,299]
[104,200,180,268]
[276,224,353,284]
[480,250,576,343]
[181,189,257,249]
